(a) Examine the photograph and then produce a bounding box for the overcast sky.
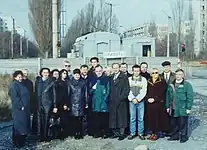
[0,0,173,40]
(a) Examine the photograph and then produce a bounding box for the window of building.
[203,22,205,27]
[202,38,205,43]
[203,30,205,35]
[202,5,205,10]
[203,14,205,19]
[0,27,3,32]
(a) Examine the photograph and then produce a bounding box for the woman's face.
[151,69,159,79]
[41,69,49,78]
[53,71,59,79]
[14,74,23,82]
[73,73,80,80]
[61,71,67,79]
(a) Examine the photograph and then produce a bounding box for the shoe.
[147,134,154,140]
[118,135,125,141]
[150,134,158,141]
[109,134,119,139]
[93,134,101,138]
[167,136,179,141]
[138,135,145,140]
[180,137,188,143]
[128,135,135,140]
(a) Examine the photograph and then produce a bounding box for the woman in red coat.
[145,68,170,141]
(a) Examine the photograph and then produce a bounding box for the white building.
[73,31,155,58]
[123,23,168,40]
[192,0,207,55]
[0,15,25,36]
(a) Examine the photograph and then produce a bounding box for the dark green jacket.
[90,76,110,112]
[166,80,194,117]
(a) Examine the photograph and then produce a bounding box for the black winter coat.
[9,80,30,135]
[35,77,56,113]
[68,78,87,117]
[109,72,130,129]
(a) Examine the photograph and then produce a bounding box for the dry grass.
[0,74,35,121]
[0,74,12,121]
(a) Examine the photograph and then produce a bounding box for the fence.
[0,57,192,77]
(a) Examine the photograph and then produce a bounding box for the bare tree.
[28,0,52,57]
[148,21,158,38]
[61,0,118,56]
[170,0,184,57]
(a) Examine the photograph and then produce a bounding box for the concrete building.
[123,23,168,40]
[192,0,207,55]
[73,31,155,59]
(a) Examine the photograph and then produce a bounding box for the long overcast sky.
[0,0,175,40]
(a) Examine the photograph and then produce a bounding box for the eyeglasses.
[65,65,70,67]
[152,72,158,74]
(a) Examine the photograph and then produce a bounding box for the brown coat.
[145,77,170,133]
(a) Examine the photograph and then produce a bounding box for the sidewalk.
[187,78,207,96]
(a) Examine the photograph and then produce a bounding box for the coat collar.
[148,76,162,85]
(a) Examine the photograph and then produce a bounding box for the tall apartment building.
[0,15,14,32]
[123,23,168,40]
[192,0,207,55]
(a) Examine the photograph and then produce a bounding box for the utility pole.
[162,10,172,57]
[105,2,119,33]
[11,17,15,58]
[52,0,58,58]
[20,35,22,56]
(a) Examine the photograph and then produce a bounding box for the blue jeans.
[129,101,144,136]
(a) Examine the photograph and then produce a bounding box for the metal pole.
[109,3,112,33]
[11,17,15,58]
[20,36,22,56]
[52,0,58,58]
[167,16,171,57]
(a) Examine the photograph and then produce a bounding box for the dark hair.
[112,63,120,68]
[51,69,59,75]
[132,64,140,71]
[175,68,184,73]
[13,70,23,78]
[121,62,128,67]
[140,62,148,68]
[73,68,81,75]
[95,64,103,69]
[80,64,89,69]
[90,57,99,63]
[59,69,68,78]
[39,68,50,77]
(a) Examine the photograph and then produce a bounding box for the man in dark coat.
[35,68,57,142]
[80,64,89,136]
[109,63,130,140]
[160,61,175,84]
[22,69,37,134]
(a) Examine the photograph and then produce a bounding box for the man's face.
[53,71,59,79]
[73,73,80,80]
[22,69,28,78]
[41,69,49,78]
[141,64,148,73]
[64,63,71,72]
[95,66,103,77]
[175,71,184,81]
[112,64,120,74]
[120,64,127,73]
[163,65,171,73]
[91,59,98,68]
[133,67,140,77]
[81,67,88,76]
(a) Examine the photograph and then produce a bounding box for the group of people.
[8,57,194,148]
